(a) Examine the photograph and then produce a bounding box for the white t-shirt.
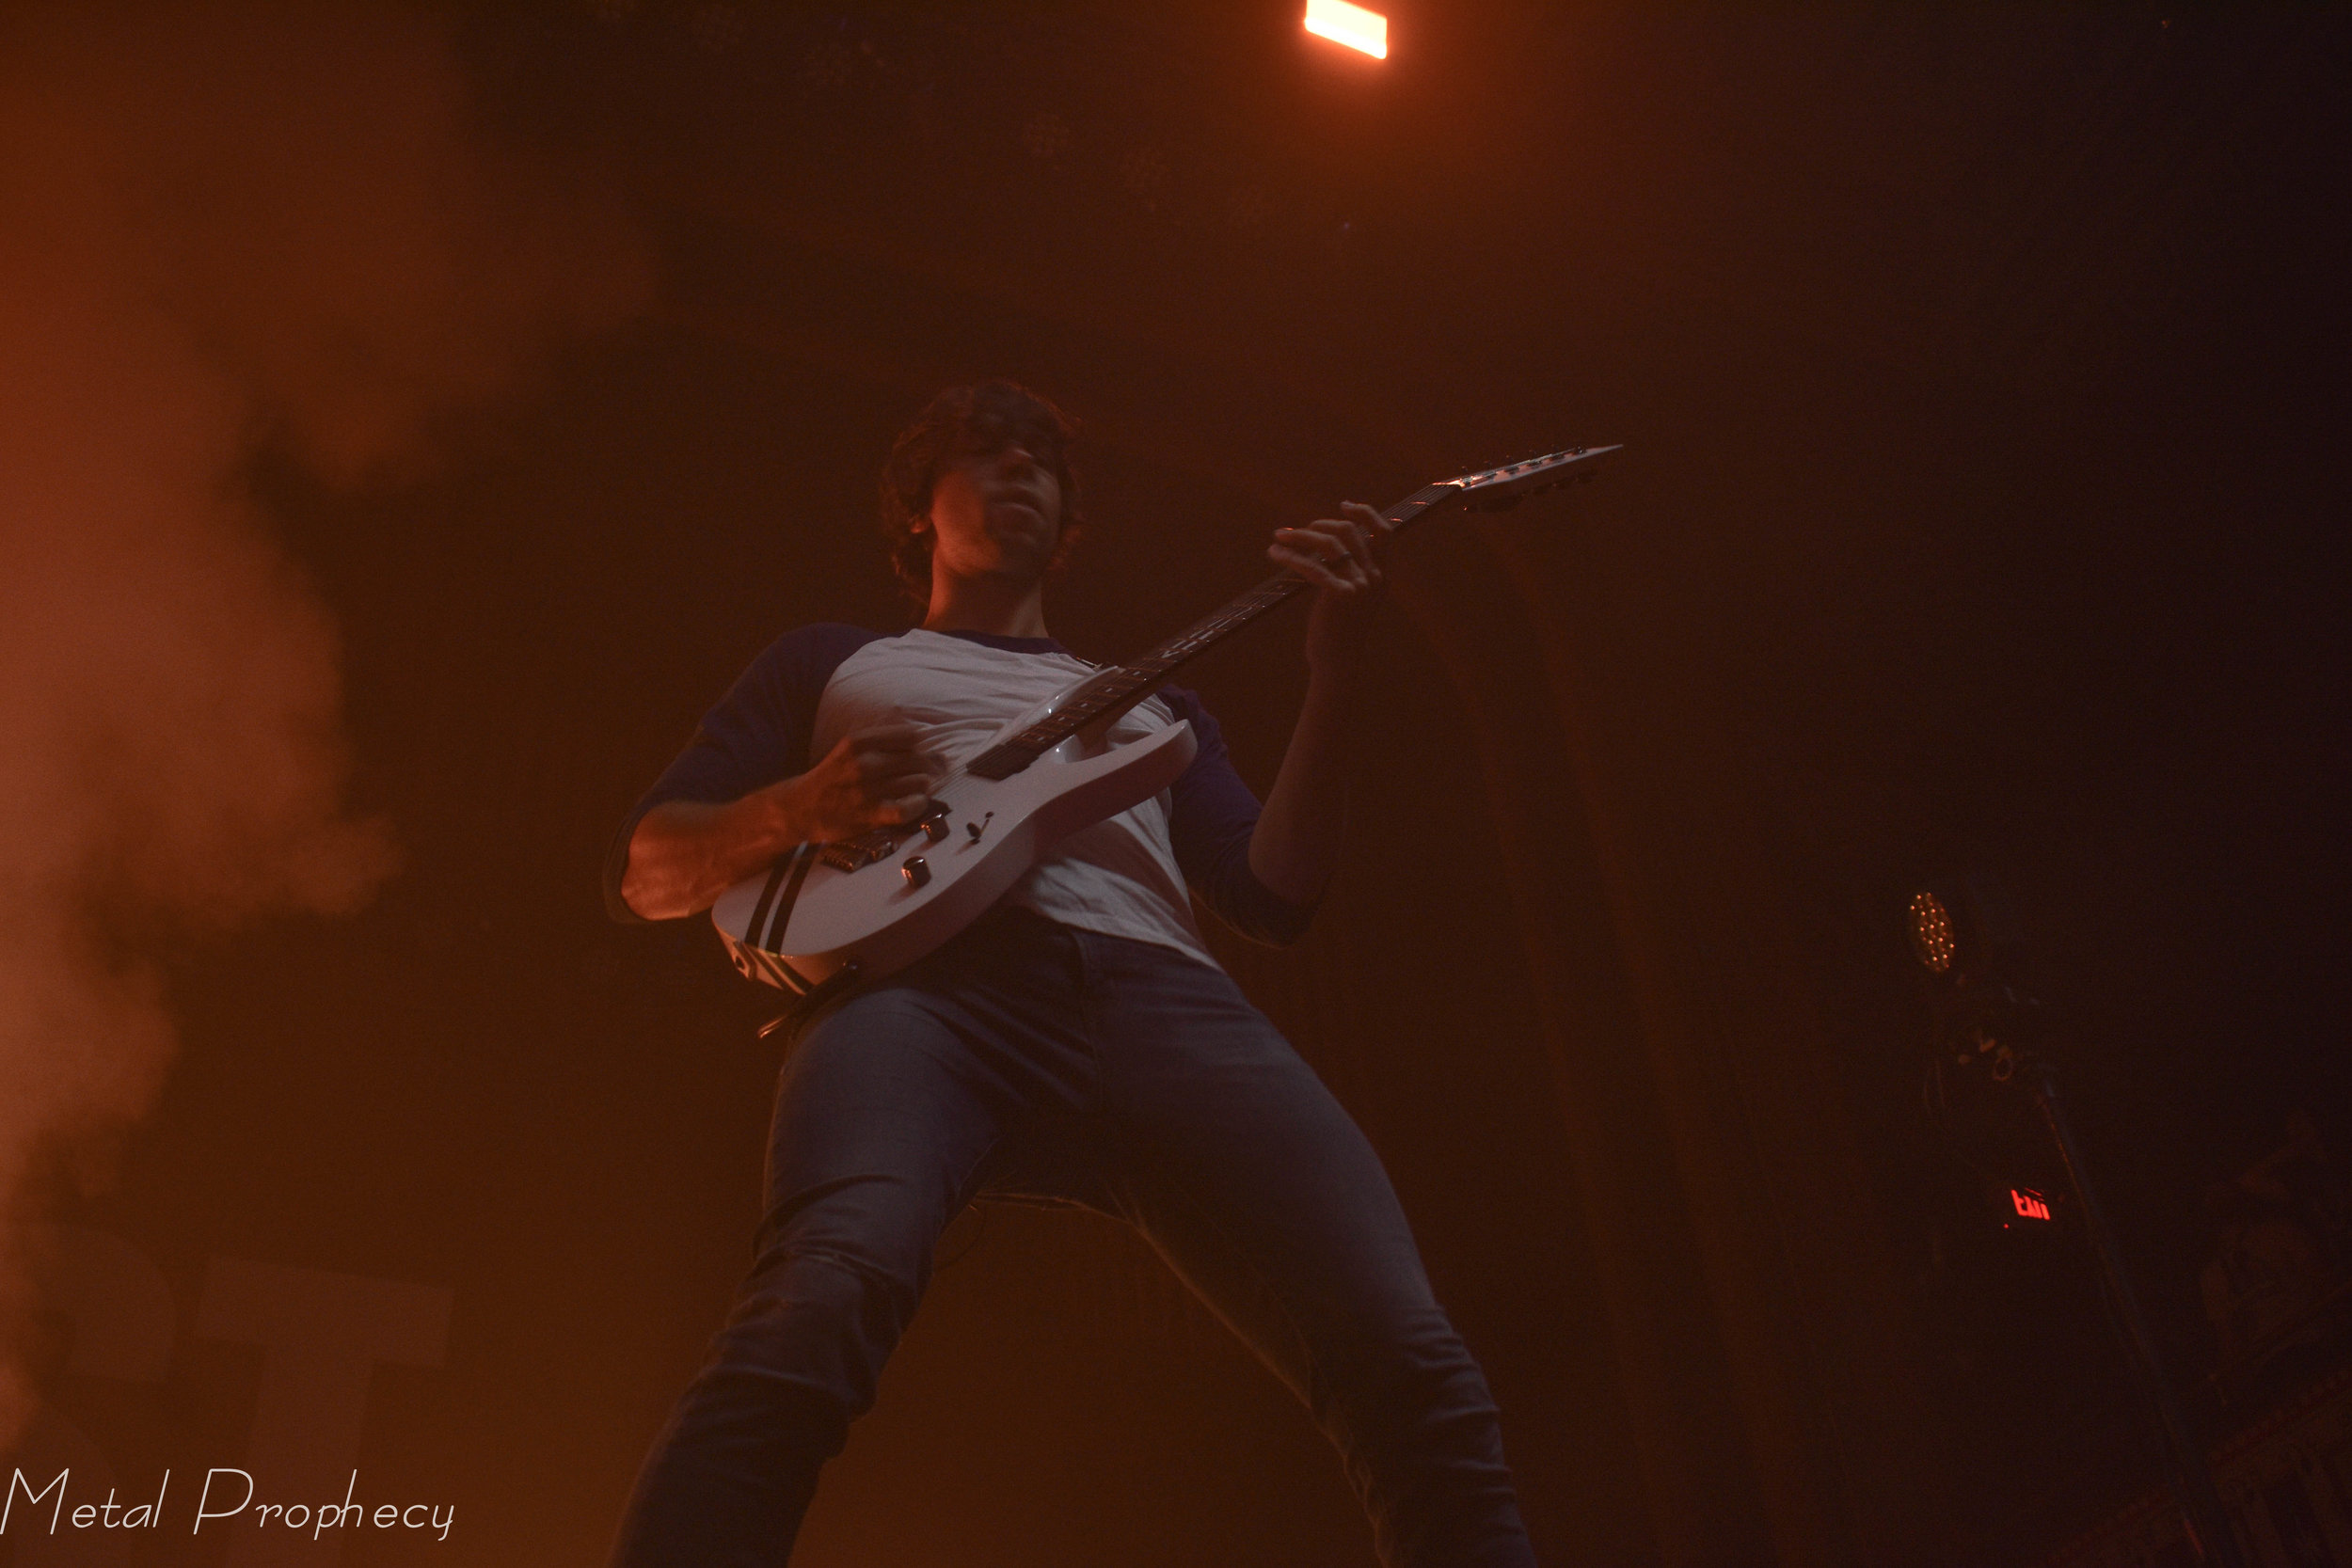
[807,629,1214,966]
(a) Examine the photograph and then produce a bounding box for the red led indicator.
[2010,1188,2053,1222]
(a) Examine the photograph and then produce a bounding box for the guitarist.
[603,381,1539,1567]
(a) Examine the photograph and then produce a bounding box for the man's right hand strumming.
[791,724,937,840]
[618,724,935,921]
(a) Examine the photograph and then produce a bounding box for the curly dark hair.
[878,380,1084,609]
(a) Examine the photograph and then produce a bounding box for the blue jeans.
[608,904,1536,1566]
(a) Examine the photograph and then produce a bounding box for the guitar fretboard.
[966,482,1459,780]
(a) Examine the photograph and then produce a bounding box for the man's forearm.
[619,783,808,921]
[1247,662,1361,906]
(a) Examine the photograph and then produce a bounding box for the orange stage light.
[1908,890,1956,974]
[1305,0,1388,60]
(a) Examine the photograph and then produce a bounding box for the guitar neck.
[965,482,1462,779]
[1120,481,1461,683]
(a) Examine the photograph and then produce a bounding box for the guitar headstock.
[1442,443,1623,512]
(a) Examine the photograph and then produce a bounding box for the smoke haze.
[0,1,649,1442]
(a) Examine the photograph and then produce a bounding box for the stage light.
[1908,890,1956,974]
[1305,0,1388,59]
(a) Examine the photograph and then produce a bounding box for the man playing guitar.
[603,381,1539,1566]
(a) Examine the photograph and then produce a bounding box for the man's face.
[923,432,1063,585]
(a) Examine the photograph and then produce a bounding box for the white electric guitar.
[712,442,1622,1006]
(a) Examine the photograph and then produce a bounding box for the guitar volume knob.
[901,856,930,889]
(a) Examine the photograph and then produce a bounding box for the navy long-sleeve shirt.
[602,625,1316,953]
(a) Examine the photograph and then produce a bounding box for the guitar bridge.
[818,832,899,872]
[816,801,953,872]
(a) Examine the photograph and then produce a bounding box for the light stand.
[1909,886,2244,1568]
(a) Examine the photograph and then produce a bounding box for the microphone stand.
[2022,1054,2244,1568]
[1947,986,2245,1568]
